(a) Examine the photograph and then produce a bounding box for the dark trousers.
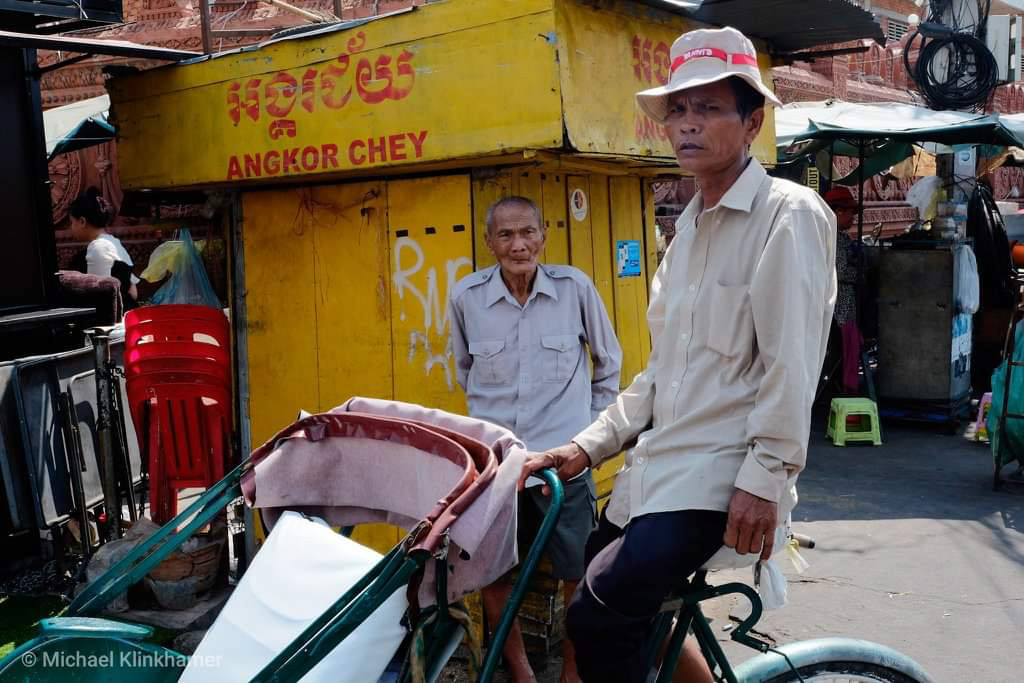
[566,509,728,683]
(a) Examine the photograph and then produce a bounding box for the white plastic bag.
[955,244,980,314]
[905,175,943,222]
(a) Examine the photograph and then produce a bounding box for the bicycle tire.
[760,659,927,682]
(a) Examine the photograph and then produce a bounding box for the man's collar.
[484,264,558,307]
[714,157,766,213]
[680,157,767,225]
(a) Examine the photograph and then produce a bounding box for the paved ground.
[467,419,1024,682]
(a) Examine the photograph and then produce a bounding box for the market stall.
[778,101,1024,427]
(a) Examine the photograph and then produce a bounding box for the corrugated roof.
[633,0,886,53]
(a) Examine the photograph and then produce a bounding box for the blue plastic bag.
[150,229,221,308]
[989,319,1024,469]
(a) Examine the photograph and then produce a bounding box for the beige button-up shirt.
[574,159,837,528]
[449,264,622,453]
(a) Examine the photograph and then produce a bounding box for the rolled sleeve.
[573,251,671,466]
[736,205,835,503]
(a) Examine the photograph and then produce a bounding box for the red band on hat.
[670,49,758,75]
[671,47,728,73]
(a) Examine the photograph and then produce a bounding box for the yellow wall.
[110,0,779,191]
[555,0,778,166]
[112,0,562,189]
[242,166,660,550]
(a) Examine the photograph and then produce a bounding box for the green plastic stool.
[827,398,882,446]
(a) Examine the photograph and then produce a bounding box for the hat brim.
[636,71,784,125]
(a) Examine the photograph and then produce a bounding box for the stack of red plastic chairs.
[123,305,232,524]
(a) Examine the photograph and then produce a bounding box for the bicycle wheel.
[761,659,926,682]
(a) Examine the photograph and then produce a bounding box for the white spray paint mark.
[393,236,472,388]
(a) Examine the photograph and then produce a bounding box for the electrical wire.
[903,0,999,111]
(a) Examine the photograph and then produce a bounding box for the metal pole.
[199,0,213,54]
[857,140,865,245]
[230,192,256,572]
[87,328,122,540]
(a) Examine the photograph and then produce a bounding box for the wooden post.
[198,0,213,54]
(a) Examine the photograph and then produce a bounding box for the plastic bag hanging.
[150,229,221,308]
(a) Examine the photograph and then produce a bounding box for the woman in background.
[69,187,139,309]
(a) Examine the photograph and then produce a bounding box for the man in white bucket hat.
[520,26,837,682]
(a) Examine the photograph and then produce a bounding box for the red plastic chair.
[123,306,232,524]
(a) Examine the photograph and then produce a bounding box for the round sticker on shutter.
[570,188,588,222]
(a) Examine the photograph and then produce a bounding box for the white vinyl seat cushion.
[180,511,408,682]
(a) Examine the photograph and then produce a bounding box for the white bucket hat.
[636,26,783,124]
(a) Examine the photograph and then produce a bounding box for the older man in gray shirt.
[449,196,621,683]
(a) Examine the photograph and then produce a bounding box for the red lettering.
[368,136,386,163]
[227,83,241,125]
[643,115,656,141]
[301,69,317,113]
[264,150,281,175]
[356,56,392,105]
[268,120,297,139]
[388,134,407,161]
[389,50,415,100]
[225,40,416,123]
[640,38,652,84]
[301,145,319,171]
[282,147,300,173]
[243,78,261,122]
[226,155,243,180]
[321,143,340,169]
[244,153,261,177]
[321,55,352,109]
[349,139,366,165]
[407,130,427,158]
[653,42,670,85]
[346,31,366,54]
[265,71,298,118]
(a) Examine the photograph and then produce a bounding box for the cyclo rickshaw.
[0,398,933,682]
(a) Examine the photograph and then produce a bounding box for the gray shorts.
[516,473,598,581]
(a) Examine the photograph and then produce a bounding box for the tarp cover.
[778,101,1024,154]
[990,320,1024,470]
[43,95,113,158]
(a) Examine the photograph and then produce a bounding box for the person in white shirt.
[519,27,837,682]
[69,187,139,307]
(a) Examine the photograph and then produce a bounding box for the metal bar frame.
[478,470,564,681]
[0,0,122,24]
[649,572,768,683]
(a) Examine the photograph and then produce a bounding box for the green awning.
[777,101,1024,159]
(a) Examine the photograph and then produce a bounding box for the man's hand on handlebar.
[518,442,592,495]
[723,488,778,561]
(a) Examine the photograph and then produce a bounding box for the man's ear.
[744,108,765,146]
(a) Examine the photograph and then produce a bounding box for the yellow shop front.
[109,0,778,552]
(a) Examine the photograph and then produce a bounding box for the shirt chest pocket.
[706,283,754,359]
[540,334,581,383]
[469,340,510,386]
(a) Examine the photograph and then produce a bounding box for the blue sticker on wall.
[616,240,642,277]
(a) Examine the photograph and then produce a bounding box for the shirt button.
[681,332,689,341]
[671,381,679,388]
[689,284,696,292]
[636,456,645,465]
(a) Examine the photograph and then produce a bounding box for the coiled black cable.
[902,0,998,111]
